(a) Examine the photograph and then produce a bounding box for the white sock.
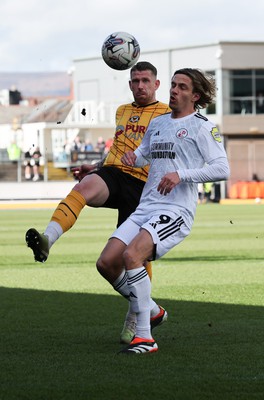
[44,221,63,249]
[150,301,160,318]
[113,271,137,323]
[127,267,152,340]
[113,270,158,325]
[112,270,130,299]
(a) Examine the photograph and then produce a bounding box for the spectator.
[95,136,105,153]
[71,135,83,152]
[24,149,32,180]
[204,182,213,203]
[252,173,260,182]
[7,140,21,163]
[84,139,94,152]
[104,137,114,154]
[198,183,204,204]
[31,147,42,181]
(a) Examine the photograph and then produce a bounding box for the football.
[101,32,140,70]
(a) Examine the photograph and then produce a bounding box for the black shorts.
[92,166,145,227]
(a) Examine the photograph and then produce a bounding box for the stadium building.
[70,41,264,199]
[1,41,263,200]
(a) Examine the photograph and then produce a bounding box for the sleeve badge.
[211,127,222,143]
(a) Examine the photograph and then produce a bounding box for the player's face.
[129,70,160,106]
[169,73,200,118]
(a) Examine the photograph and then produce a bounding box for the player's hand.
[157,172,180,195]
[121,151,136,166]
[71,164,96,182]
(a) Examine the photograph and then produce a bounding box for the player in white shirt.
[96,68,230,355]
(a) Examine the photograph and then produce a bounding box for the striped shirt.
[104,101,170,182]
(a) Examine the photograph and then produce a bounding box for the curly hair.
[173,68,216,110]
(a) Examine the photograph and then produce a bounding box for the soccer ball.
[101,32,140,70]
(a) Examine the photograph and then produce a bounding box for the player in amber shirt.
[25,62,170,344]
[104,101,170,182]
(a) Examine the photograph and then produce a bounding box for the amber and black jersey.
[104,101,170,182]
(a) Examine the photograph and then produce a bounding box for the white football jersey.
[133,111,230,228]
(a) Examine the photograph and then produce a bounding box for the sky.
[1,0,264,73]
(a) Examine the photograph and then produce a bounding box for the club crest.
[176,128,188,139]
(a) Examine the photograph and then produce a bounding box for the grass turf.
[0,204,264,399]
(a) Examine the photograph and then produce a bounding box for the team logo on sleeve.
[176,128,188,139]
[211,127,222,143]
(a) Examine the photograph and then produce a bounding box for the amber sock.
[44,190,86,247]
[144,261,152,280]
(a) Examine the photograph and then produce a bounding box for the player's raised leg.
[25,173,109,262]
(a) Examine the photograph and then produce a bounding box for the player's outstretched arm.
[72,154,107,181]
[71,164,97,182]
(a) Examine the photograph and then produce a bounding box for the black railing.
[0,150,105,182]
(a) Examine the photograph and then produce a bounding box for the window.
[229,70,264,114]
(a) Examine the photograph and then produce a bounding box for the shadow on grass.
[1,287,264,400]
[162,255,264,262]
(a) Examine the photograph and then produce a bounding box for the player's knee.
[74,174,108,207]
[123,247,138,268]
[96,253,115,275]
[96,255,107,276]
[96,254,119,284]
[73,175,93,194]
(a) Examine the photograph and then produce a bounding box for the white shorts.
[111,212,191,260]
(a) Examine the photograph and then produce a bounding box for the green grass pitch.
[0,203,264,399]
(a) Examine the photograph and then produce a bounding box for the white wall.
[72,43,226,105]
[73,50,173,105]
[73,42,264,109]
[220,42,264,69]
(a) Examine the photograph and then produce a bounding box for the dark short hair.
[173,68,216,110]
[130,61,157,77]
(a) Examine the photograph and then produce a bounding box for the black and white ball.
[101,32,140,70]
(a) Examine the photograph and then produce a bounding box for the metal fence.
[0,149,104,182]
